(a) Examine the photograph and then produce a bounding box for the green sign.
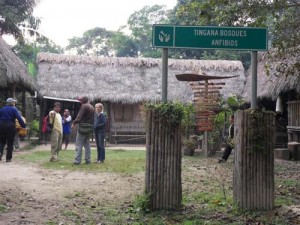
[152,25,268,51]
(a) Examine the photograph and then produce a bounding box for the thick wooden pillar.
[233,110,275,210]
[145,109,182,210]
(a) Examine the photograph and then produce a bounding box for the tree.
[109,31,138,57]
[66,27,113,56]
[126,5,172,57]
[13,36,63,77]
[66,27,138,57]
[176,0,300,74]
[0,0,39,41]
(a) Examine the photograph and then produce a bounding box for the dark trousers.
[95,131,105,161]
[222,144,233,161]
[0,121,16,161]
[63,133,70,147]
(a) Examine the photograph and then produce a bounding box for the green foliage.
[0,204,7,212]
[175,0,300,74]
[27,62,37,77]
[208,95,243,155]
[128,194,151,214]
[181,103,196,137]
[126,5,172,58]
[66,27,115,56]
[145,101,186,124]
[225,95,244,111]
[66,27,138,57]
[29,119,39,133]
[13,36,63,77]
[0,0,38,40]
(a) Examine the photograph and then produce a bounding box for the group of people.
[1,95,233,164]
[49,96,106,164]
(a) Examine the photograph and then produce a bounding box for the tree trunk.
[145,109,182,210]
[233,110,275,210]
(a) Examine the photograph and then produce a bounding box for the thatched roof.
[0,37,36,92]
[36,52,245,103]
[242,47,300,101]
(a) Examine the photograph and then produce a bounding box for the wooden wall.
[287,101,300,142]
[109,103,146,143]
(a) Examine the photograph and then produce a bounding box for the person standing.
[0,98,26,162]
[72,96,94,165]
[94,103,107,163]
[218,114,234,163]
[49,102,63,162]
[62,109,72,150]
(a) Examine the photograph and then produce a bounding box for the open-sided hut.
[36,52,245,143]
[0,37,36,118]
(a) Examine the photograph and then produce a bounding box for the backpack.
[42,114,55,134]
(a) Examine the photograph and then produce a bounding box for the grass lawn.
[16,148,146,174]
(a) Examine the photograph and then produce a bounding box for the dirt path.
[0,148,144,225]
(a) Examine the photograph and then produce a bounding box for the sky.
[33,0,177,47]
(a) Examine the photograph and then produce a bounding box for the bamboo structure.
[145,109,182,210]
[233,110,275,210]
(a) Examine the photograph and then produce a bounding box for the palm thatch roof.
[36,52,245,103]
[242,47,300,101]
[0,37,36,92]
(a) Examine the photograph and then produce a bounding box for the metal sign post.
[162,48,168,102]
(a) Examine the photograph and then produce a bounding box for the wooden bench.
[111,132,146,144]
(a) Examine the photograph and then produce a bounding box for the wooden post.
[145,108,182,210]
[233,110,275,210]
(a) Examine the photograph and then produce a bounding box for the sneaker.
[218,158,226,163]
[50,158,58,162]
[73,162,80,165]
[6,159,12,163]
[85,161,91,165]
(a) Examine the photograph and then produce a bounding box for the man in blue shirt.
[0,98,26,162]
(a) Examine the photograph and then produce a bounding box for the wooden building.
[36,52,245,143]
[242,47,300,147]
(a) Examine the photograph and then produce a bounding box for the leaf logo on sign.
[158,31,170,43]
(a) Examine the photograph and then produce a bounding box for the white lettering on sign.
[211,39,238,47]
[194,29,219,36]
[194,29,247,37]
[220,30,247,37]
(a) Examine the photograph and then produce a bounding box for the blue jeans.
[95,131,105,161]
[74,131,91,164]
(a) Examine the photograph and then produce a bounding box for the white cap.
[6,98,17,103]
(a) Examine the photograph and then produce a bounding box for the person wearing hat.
[72,96,94,165]
[0,98,26,162]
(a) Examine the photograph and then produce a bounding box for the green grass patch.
[16,148,145,174]
[0,204,7,212]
